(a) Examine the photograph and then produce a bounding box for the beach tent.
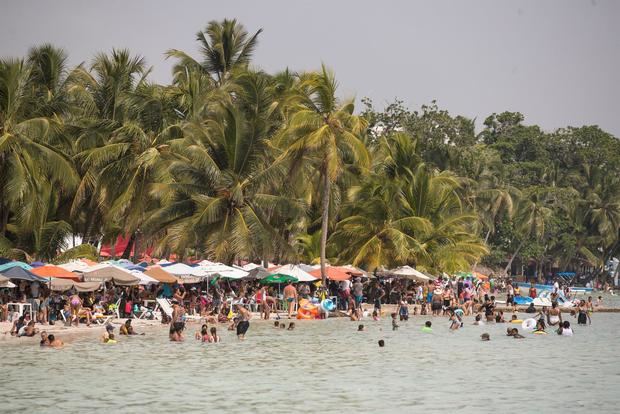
[0,261,33,272]
[144,266,178,284]
[271,264,318,282]
[50,279,101,292]
[0,266,48,282]
[310,266,351,281]
[31,265,81,281]
[82,265,140,285]
[338,265,370,278]
[241,263,262,271]
[389,265,430,281]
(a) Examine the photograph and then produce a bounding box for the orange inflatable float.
[296,299,320,319]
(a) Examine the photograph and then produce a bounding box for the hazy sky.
[1,0,619,136]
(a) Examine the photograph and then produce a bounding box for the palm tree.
[503,191,552,276]
[167,19,262,87]
[148,70,303,263]
[281,65,369,283]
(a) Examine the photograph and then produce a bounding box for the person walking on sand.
[283,281,298,319]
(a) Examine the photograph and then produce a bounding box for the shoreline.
[2,303,619,347]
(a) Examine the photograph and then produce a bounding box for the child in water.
[391,313,399,331]
[210,327,220,342]
[287,322,295,331]
[358,324,365,331]
[372,310,380,321]
[421,321,432,333]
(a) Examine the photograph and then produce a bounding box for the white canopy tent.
[163,263,207,277]
[198,261,248,280]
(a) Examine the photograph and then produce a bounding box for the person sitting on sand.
[209,327,220,343]
[47,334,64,348]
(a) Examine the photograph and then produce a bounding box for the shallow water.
[2,306,619,414]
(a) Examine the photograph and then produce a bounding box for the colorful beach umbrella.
[31,265,81,281]
[260,274,298,284]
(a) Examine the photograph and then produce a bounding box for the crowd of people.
[1,272,604,349]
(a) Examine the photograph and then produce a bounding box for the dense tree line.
[1,19,618,282]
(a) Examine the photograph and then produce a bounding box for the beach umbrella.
[30,261,46,268]
[57,260,91,272]
[164,263,207,277]
[82,265,140,285]
[198,261,249,279]
[129,270,159,285]
[0,266,48,282]
[0,274,16,288]
[241,263,262,271]
[246,267,272,280]
[390,265,430,281]
[49,279,101,292]
[271,264,317,282]
[309,266,351,281]
[144,266,178,284]
[31,265,81,281]
[0,261,33,272]
[260,274,298,284]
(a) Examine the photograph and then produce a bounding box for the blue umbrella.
[0,266,48,282]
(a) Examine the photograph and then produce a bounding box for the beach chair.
[156,298,174,319]
[94,314,113,325]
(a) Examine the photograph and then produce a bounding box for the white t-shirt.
[561,328,573,336]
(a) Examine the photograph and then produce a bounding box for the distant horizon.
[1,0,618,136]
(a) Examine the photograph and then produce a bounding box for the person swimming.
[104,333,117,344]
[473,314,483,325]
[358,324,365,331]
[533,319,547,334]
[287,322,295,331]
[449,312,461,330]
[273,321,280,328]
[378,339,385,347]
[480,333,490,341]
[421,321,432,333]
[512,328,525,339]
[210,327,220,342]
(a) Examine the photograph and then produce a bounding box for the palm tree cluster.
[1,20,618,281]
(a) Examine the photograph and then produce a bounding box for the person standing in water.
[235,304,251,340]
[283,281,298,319]
[547,302,562,327]
[577,300,590,325]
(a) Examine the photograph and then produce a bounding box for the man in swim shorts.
[352,278,364,309]
[235,304,251,340]
[283,281,298,319]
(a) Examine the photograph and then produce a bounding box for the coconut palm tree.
[167,19,262,87]
[281,65,369,282]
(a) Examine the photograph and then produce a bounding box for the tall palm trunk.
[472,229,492,270]
[320,171,331,286]
[504,239,525,277]
[121,233,136,259]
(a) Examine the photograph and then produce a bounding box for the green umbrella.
[260,274,298,284]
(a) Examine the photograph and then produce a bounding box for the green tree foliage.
[0,20,618,280]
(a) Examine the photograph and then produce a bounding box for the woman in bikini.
[69,293,82,326]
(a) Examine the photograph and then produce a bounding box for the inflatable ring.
[321,299,335,312]
[521,318,537,331]
[533,330,547,335]
[510,320,523,324]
